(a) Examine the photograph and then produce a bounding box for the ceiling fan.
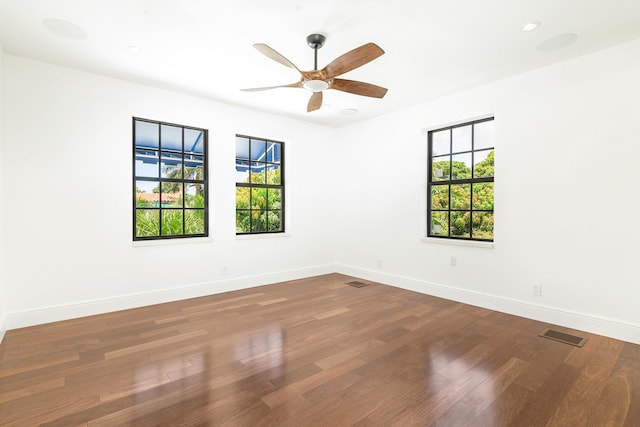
[242,34,388,112]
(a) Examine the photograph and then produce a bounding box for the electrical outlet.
[450,256,457,266]
[376,258,382,268]
[532,282,542,296]
[222,265,228,275]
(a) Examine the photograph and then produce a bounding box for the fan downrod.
[307,34,326,70]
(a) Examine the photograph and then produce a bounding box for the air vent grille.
[539,328,587,347]
[346,281,370,288]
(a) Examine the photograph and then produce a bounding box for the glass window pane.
[427,118,493,242]
[135,180,159,207]
[250,162,266,184]
[452,125,472,153]
[431,211,448,236]
[431,130,450,156]
[160,151,182,179]
[450,211,471,238]
[161,210,183,235]
[135,120,159,149]
[474,120,494,150]
[184,155,203,180]
[268,210,282,231]
[432,157,450,181]
[185,183,205,208]
[236,159,250,183]
[250,139,267,161]
[236,187,250,209]
[431,185,449,209]
[251,188,267,209]
[134,119,207,240]
[161,124,182,151]
[451,153,472,180]
[266,164,281,185]
[474,149,494,178]
[267,188,282,209]
[236,210,250,233]
[252,210,267,232]
[135,150,159,178]
[161,182,182,207]
[451,184,470,210]
[472,212,494,240]
[236,136,250,160]
[235,136,283,235]
[184,129,204,154]
[185,209,205,234]
[136,209,159,237]
[472,183,494,210]
[267,142,282,163]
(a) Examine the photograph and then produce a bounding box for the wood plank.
[0,273,639,426]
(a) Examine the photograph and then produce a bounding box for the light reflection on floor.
[234,323,285,384]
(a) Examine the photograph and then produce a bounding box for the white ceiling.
[1,0,639,127]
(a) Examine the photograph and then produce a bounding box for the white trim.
[420,237,494,249]
[5,264,333,330]
[334,264,640,345]
[5,264,639,345]
[0,313,6,344]
[236,233,291,240]
[133,236,213,247]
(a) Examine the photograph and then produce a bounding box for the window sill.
[133,236,213,247]
[236,233,290,240]
[420,237,494,249]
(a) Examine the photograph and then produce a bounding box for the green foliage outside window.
[133,118,207,240]
[429,119,494,241]
[236,168,282,233]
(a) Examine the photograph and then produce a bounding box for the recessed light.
[521,21,541,32]
[536,33,578,52]
[42,18,87,40]
[340,108,359,116]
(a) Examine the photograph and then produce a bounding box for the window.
[133,117,207,240]
[428,117,494,241]
[235,135,284,234]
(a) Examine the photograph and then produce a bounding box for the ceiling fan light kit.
[302,80,329,92]
[242,33,388,112]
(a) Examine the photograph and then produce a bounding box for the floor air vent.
[346,281,370,288]
[539,328,587,347]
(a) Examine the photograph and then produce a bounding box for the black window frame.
[133,117,208,241]
[235,134,285,235]
[427,117,495,242]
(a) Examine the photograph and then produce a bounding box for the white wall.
[2,55,335,328]
[332,39,640,344]
[0,43,6,343]
[2,39,640,345]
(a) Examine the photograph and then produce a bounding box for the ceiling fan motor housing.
[306,33,326,50]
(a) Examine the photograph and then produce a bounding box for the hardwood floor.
[1,273,639,426]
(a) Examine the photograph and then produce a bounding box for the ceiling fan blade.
[307,91,323,112]
[331,79,388,98]
[323,43,384,78]
[253,43,302,74]
[241,82,302,92]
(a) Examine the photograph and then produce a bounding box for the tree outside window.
[133,118,208,240]
[428,118,494,241]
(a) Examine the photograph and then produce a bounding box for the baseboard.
[6,263,640,346]
[335,264,640,345]
[6,264,334,330]
[0,313,6,345]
